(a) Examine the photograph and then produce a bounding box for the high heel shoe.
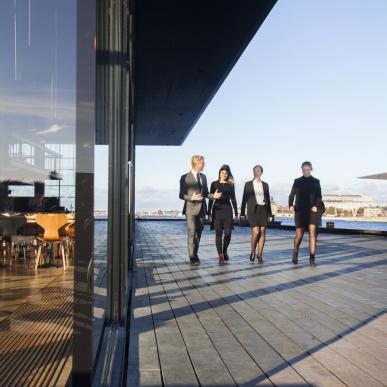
[249,252,256,262]
[223,252,229,261]
[218,254,225,264]
[257,256,263,264]
[292,250,299,264]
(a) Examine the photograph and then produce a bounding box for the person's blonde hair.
[191,155,204,168]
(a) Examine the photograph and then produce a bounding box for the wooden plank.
[134,221,387,387]
[127,246,163,387]
[0,266,73,386]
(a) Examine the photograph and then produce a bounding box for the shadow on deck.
[127,221,387,387]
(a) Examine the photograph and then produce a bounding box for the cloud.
[322,183,341,193]
[35,123,68,135]
[342,180,387,202]
[0,94,75,122]
[135,177,387,212]
[136,185,181,211]
[268,182,293,205]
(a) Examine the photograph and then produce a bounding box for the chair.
[0,215,26,266]
[11,235,39,268]
[64,220,75,264]
[34,214,70,270]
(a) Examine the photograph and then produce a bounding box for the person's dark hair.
[253,165,263,173]
[301,161,313,169]
[218,164,234,184]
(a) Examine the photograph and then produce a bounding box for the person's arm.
[265,183,273,218]
[203,176,213,200]
[179,175,192,202]
[203,175,221,200]
[314,179,322,209]
[240,183,247,216]
[207,182,216,215]
[231,184,238,217]
[288,179,297,208]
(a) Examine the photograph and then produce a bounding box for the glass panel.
[0,0,77,384]
[93,145,109,361]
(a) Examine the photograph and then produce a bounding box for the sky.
[134,0,387,212]
[1,1,386,212]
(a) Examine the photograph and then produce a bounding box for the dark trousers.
[186,209,205,258]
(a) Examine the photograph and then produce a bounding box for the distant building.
[270,196,278,216]
[276,205,292,216]
[363,207,384,217]
[323,194,373,211]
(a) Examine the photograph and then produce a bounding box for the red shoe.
[218,254,225,264]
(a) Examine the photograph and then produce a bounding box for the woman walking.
[289,161,323,266]
[241,165,272,263]
[208,165,238,264]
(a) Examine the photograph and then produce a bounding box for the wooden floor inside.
[0,264,73,387]
[128,221,387,387]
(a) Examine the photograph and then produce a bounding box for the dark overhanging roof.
[134,0,277,146]
[359,173,387,180]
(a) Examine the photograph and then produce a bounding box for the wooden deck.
[0,265,73,386]
[128,221,387,387]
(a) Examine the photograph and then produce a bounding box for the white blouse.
[253,180,265,205]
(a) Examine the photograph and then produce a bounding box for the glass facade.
[0,0,79,384]
[93,145,109,363]
[0,0,134,385]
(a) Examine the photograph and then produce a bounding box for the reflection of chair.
[0,215,26,266]
[34,214,70,270]
[64,220,75,264]
[11,235,39,268]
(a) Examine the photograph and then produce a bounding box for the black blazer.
[241,180,272,218]
[179,171,211,215]
[207,181,238,217]
[288,176,323,211]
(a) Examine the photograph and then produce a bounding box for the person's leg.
[250,226,260,261]
[215,229,223,255]
[308,224,317,266]
[257,226,266,262]
[292,227,304,263]
[186,213,197,260]
[223,229,232,259]
[194,211,205,258]
[222,209,233,260]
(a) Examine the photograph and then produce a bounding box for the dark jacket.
[179,171,213,215]
[207,181,238,217]
[288,176,323,212]
[241,180,272,219]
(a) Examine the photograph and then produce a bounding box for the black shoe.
[292,251,299,264]
[257,256,263,264]
[249,252,256,262]
[190,257,200,266]
[223,253,229,261]
[309,256,316,267]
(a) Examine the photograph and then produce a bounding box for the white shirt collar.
[191,170,201,177]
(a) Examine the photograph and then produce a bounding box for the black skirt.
[295,210,320,228]
[211,205,233,232]
[248,205,268,227]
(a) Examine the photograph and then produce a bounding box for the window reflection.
[0,0,78,383]
[1,143,75,212]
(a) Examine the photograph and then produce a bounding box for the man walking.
[179,155,221,265]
